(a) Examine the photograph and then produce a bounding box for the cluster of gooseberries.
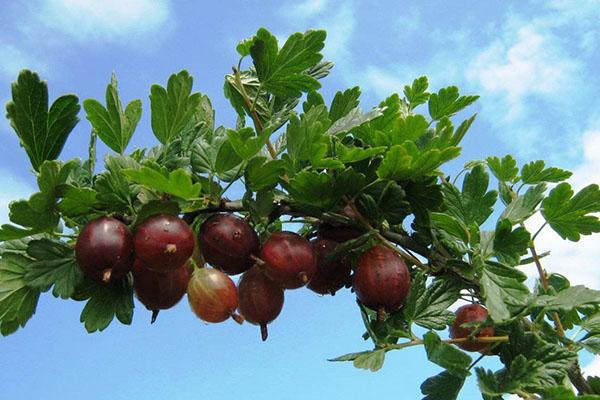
[74,212,493,348]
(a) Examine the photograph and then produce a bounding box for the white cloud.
[0,170,34,225]
[287,0,330,18]
[37,0,171,42]
[363,65,406,98]
[0,43,48,79]
[467,26,578,121]
[584,356,600,377]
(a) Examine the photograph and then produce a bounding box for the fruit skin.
[238,266,284,341]
[450,304,494,352]
[134,214,195,273]
[307,238,351,295]
[132,259,191,323]
[198,213,260,275]
[187,268,241,324]
[353,244,411,314]
[260,231,317,289]
[75,217,134,283]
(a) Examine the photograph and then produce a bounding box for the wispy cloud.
[0,170,34,225]
[36,0,172,42]
[286,0,330,19]
[0,43,48,79]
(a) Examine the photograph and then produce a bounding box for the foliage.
[1,27,599,399]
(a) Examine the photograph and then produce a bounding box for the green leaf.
[325,107,384,136]
[150,70,202,144]
[285,105,330,163]
[329,87,361,122]
[500,183,546,224]
[498,324,577,390]
[487,155,518,183]
[226,127,271,160]
[353,349,386,372]
[83,74,141,153]
[476,355,542,398]
[24,239,83,299]
[423,331,472,378]
[191,127,242,180]
[492,219,531,265]
[123,166,201,200]
[404,76,430,108]
[541,183,600,241]
[6,70,80,171]
[57,186,97,217]
[479,261,530,322]
[72,276,134,333]
[442,165,498,226]
[94,155,140,212]
[421,371,465,400]
[430,212,470,244]
[403,272,461,330]
[245,157,286,191]
[541,386,600,400]
[250,28,326,97]
[286,171,340,209]
[377,142,460,181]
[336,143,386,164]
[391,114,430,144]
[132,200,180,227]
[0,254,40,336]
[536,285,600,311]
[428,86,478,121]
[521,160,572,184]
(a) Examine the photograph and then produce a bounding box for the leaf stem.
[232,67,277,159]
[382,335,509,351]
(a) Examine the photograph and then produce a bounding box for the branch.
[382,335,509,352]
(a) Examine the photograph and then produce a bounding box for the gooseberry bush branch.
[1,28,600,400]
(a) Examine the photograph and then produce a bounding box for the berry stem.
[260,323,269,341]
[151,310,160,324]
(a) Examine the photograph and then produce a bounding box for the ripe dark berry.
[260,231,316,289]
[187,268,243,324]
[198,213,260,275]
[307,238,351,295]
[75,217,134,283]
[450,304,494,352]
[238,266,284,341]
[132,259,191,323]
[318,226,363,243]
[353,245,410,318]
[134,214,195,273]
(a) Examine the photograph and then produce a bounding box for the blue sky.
[0,1,599,399]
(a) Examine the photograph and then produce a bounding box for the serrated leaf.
[132,200,180,228]
[285,171,340,209]
[487,155,518,183]
[245,157,286,191]
[541,386,600,400]
[480,261,530,322]
[403,272,461,330]
[521,160,572,184]
[430,212,470,244]
[94,154,140,212]
[352,349,386,372]
[0,254,40,336]
[6,70,80,171]
[57,186,97,217]
[421,371,465,400]
[325,107,384,136]
[404,76,430,108]
[285,105,330,163]
[150,70,202,144]
[423,331,472,378]
[24,239,83,299]
[83,74,141,153]
[329,86,361,122]
[428,86,478,121]
[492,219,531,265]
[225,127,271,160]
[442,165,498,226]
[336,143,386,164]
[391,114,429,144]
[377,142,460,181]
[123,166,201,200]
[72,275,134,333]
[498,325,577,390]
[536,285,600,311]
[250,28,326,97]
[541,183,600,241]
[500,183,546,224]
